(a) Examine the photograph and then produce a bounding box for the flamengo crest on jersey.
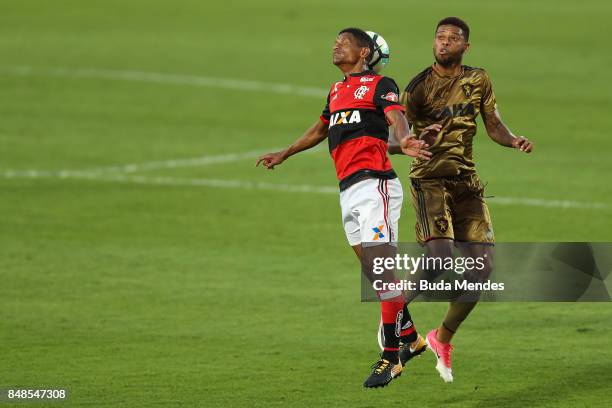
[354,85,369,99]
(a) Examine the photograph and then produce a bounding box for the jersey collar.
[431,63,464,78]
[349,69,376,77]
[343,69,376,81]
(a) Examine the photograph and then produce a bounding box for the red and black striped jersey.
[320,70,405,191]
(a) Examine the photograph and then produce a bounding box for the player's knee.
[472,252,493,282]
[481,255,493,275]
[422,239,454,278]
[425,239,454,259]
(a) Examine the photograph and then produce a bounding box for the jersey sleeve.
[480,70,497,114]
[320,92,331,124]
[374,77,405,114]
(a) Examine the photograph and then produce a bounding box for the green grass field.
[1,0,611,406]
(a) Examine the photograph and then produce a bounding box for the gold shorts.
[410,174,495,244]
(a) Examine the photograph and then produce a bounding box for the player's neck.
[433,61,463,77]
[339,61,369,78]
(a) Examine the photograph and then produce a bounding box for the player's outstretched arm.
[482,109,533,153]
[256,119,328,169]
[385,110,437,160]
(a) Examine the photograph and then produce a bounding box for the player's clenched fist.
[511,136,533,153]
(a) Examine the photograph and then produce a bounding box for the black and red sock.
[399,303,418,344]
[378,286,404,363]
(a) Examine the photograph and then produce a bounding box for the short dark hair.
[338,27,375,62]
[436,17,470,41]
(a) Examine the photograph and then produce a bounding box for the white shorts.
[339,177,403,246]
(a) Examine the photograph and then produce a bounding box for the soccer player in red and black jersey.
[257,28,440,388]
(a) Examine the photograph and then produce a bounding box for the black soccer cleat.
[399,334,428,367]
[363,358,402,388]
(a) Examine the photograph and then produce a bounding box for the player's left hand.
[512,136,533,153]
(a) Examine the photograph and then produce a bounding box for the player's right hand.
[400,136,432,160]
[256,151,286,169]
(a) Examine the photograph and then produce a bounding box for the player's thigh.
[340,178,398,246]
[410,178,454,244]
[357,178,400,245]
[456,242,494,281]
[384,178,403,242]
[452,175,495,243]
[339,184,363,247]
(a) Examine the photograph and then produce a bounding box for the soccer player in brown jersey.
[390,17,533,383]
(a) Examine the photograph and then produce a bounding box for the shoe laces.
[371,359,389,374]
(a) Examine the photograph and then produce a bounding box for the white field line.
[1,168,608,210]
[1,170,339,194]
[0,66,328,98]
[486,196,607,209]
[81,149,282,174]
[33,146,323,175]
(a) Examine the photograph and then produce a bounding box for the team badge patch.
[461,83,473,98]
[354,85,369,100]
[372,225,385,241]
[381,91,399,102]
[434,217,449,233]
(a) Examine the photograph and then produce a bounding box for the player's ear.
[360,47,371,62]
[463,42,470,53]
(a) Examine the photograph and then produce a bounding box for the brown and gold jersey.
[400,64,497,178]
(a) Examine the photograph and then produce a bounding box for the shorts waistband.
[411,173,476,182]
[339,169,397,191]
